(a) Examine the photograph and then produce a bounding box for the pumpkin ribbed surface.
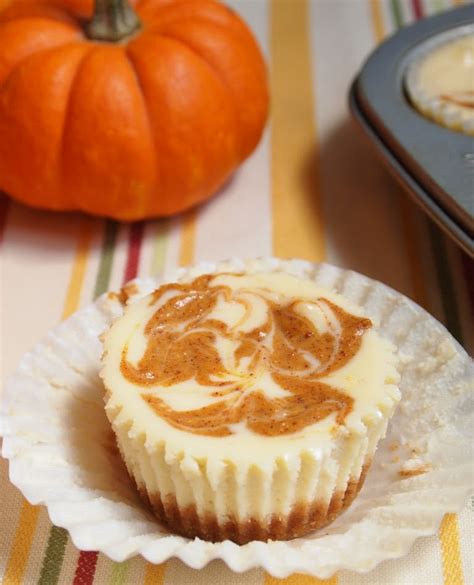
[0,0,268,219]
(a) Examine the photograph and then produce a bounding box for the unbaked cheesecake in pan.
[101,264,400,543]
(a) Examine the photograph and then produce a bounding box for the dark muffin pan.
[350,5,474,257]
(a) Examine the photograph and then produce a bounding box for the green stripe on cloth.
[151,219,169,276]
[390,0,403,28]
[109,561,128,585]
[37,527,68,585]
[94,221,119,299]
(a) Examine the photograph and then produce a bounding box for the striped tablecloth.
[1,1,472,584]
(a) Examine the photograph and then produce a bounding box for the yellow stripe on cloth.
[369,0,385,44]
[179,208,197,267]
[265,574,337,585]
[3,217,94,584]
[440,514,465,585]
[270,0,325,262]
[3,503,41,585]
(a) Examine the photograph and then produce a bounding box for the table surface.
[1,1,473,584]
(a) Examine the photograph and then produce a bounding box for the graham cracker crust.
[137,463,370,544]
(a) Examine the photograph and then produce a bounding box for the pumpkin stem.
[86,0,141,42]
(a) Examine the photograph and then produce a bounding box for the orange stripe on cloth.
[144,562,166,585]
[439,514,465,585]
[3,217,95,585]
[179,208,197,267]
[2,503,41,585]
[62,219,96,320]
[270,0,325,262]
[265,574,337,585]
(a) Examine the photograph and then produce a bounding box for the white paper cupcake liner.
[1,258,473,578]
[405,25,474,136]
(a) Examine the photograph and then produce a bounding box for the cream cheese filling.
[101,271,400,463]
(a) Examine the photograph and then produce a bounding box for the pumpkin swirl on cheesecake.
[101,264,400,543]
[120,274,371,437]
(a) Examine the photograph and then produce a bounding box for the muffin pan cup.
[350,5,474,257]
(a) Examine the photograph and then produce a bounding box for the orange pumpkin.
[0,0,268,220]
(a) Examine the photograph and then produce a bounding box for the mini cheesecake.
[101,266,400,543]
[406,33,474,135]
